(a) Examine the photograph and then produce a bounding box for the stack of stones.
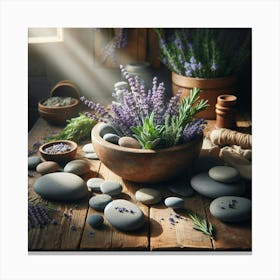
[190,165,251,223]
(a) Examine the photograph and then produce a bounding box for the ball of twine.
[210,128,252,149]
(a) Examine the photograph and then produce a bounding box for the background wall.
[28,28,251,130]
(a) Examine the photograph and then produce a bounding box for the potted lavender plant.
[155,28,251,119]
[81,65,209,183]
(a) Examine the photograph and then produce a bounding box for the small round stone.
[164,197,185,209]
[89,194,112,211]
[87,214,104,228]
[33,172,88,201]
[64,159,90,175]
[190,173,245,199]
[100,181,122,196]
[209,196,251,222]
[87,178,105,192]
[114,81,129,90]
[209,166,240,183]
[84,152,99,160]
[135,188,161,205]
[118,137,141,149]
[104,199,145,231]
[36,161,60,174]
[98,123,119,138]
[82,143,95,153]
[28,156,42,169]
[103,133,120,145]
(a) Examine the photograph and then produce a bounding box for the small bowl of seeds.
[39,140,78,163]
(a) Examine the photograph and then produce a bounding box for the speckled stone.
[193,155,224,174]
[82,143,95,153]
[89,194,112,211]
[98,123,119,138]
[28,156,42,169]
[100,181,122,196]
[164,197,185,209]
[33,172,88,201]
[104,199,145,231]
[84,152,99,160]
[103,133,120,145]
[209,166,240,183]
[87,214,104,228]
[209,196,251,222]
[168,182,195,197]
[118,137,141,149]
[64,159,90,175]
[36,161,60,174]
[190,172,245,199]
[135,188,161,205]
[87,178,105,192]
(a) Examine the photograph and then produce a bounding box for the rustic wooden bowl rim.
[92,122,203,154]
[39,140,78,156]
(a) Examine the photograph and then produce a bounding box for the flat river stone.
[87,214,104,228]
[87,178,105,192]
[164,197,185,209]
[64,159,90,175]
[135,188,161,205]
[209,196,251,222]
[168,182,194,197]
[209,166,240,183]
[33,172,88,201]
[104,199,145,231]
[84,152,99,160]
[89,194,112,211]
[190,172,245,199]
[118,137,141,149]
[103,133,120,144]
[28,156,42,169]
[100,181,122,196]
[82,143,95,153]
[36,161,60,174]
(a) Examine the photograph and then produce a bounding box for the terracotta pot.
[38,80,80,125]
[92,123,203,183]
[39,140,78,163]
[172,72,236,119]
[215,94,237,129]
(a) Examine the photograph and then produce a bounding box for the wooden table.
[28,117,252,251]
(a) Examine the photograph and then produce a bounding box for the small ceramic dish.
[39,140,78,163]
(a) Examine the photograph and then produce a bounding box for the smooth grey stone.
[84,152,99,160]
[98,123,119,138]
[104,199,145,231]
[64,159,90,175]
[190,173,245,199]
[164,197,185,209]
[87,178,105,192]
[82,143,94,153]
[209,166,240,183]
[87,214,104,228]
[100,181,122,196]
[33,172,88,201]
[114,81,129,90]
[118,136,141,149]
[210,196,251,222]
[168,182,195,197]
[103,133,120,145]
[89,194,112,211]
[36,161,60,174]
[28,156,42,169]
[135,188,161,205]
[193,156,224,174]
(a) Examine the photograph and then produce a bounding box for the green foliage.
[47,114,96,143]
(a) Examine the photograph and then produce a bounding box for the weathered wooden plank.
[202,198,251,251]
[147,28,161,68]
[80,163,149,250]
[137,28,147,62]
[150,176,213,251]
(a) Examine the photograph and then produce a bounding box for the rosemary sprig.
[187,210,214,240]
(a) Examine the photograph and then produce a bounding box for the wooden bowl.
[39,140,78,163]
[92,123,203,183]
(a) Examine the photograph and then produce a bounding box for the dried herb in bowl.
[42,96,77,107]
